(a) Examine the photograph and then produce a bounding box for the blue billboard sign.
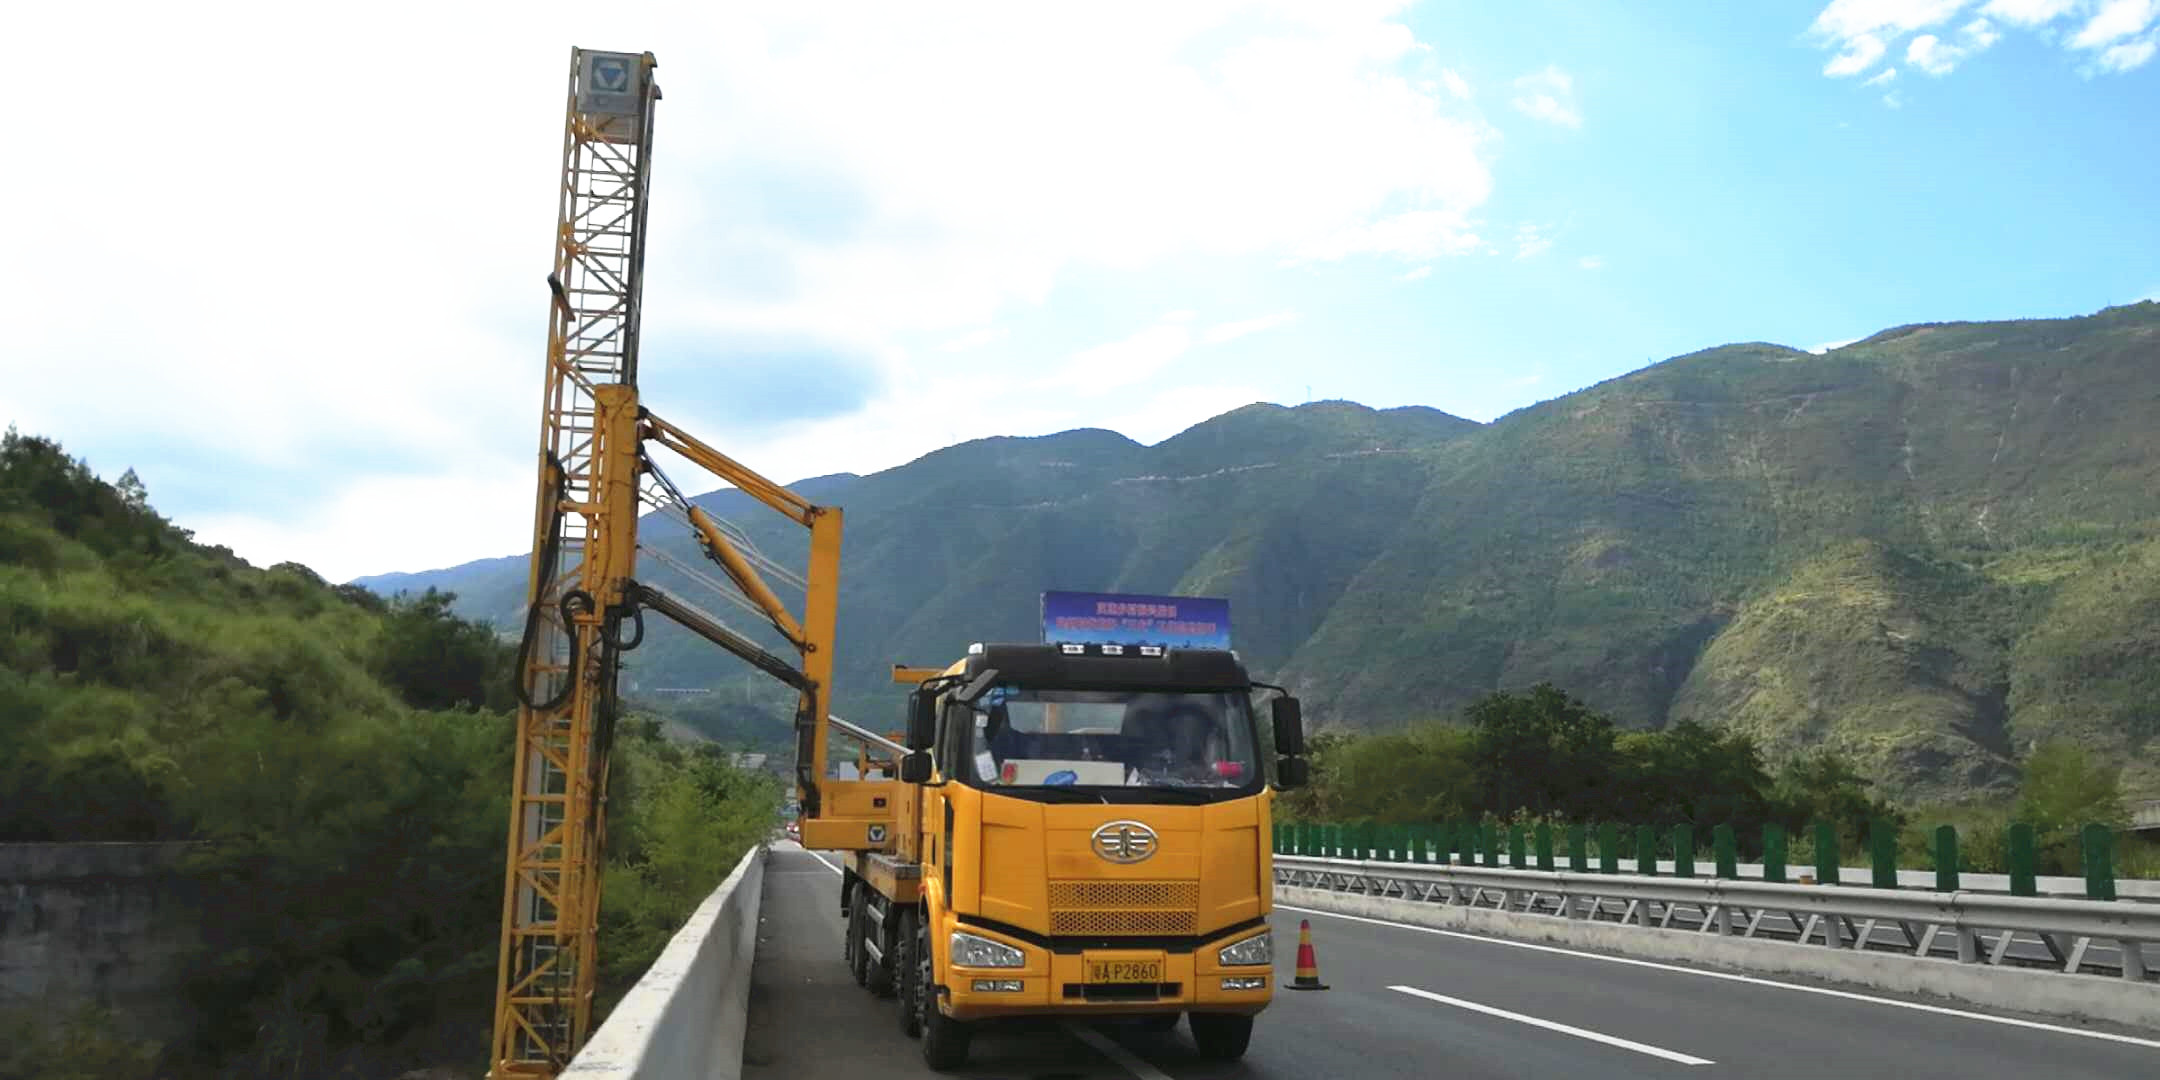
[1040,591,1231,650]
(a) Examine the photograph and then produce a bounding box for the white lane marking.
[1390,985,1713,1066]
[1065,1022,1176,1080]
[1278,904,2160,1051]
[810,852,843,876]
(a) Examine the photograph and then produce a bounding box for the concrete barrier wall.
[1276,884,2160,1032]
[566,845,767,1080]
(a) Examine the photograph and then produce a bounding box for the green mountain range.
[357,302,2160,804]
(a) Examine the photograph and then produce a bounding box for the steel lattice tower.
[490,47,659,1078]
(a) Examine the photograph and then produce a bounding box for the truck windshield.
[959,687,1261,794]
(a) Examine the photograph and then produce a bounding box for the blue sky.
[3,1,2153,582]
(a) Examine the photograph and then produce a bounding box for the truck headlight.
[1217,931,1272,966]
[950,931,1025,968]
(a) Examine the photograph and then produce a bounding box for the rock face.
[372,303,2160,803]
[0,842,203,1041]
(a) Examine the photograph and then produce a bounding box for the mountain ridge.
[364,301,2160,803]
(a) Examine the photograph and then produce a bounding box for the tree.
[1466,684,1620,821]
[115,468,148,510]
[1615,721,1775,840]
[1321,726,1478,824]
[1770,747,1902,846]
[373,588,515,711]
[1275,730,1354,821]
[2015,740,2124,832]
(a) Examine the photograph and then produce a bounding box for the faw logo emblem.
[1090,820,1158,864]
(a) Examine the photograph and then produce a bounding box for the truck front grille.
[1048,880,1198,935]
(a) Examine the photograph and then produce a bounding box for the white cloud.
[1399,265,1433,281]
[1441,68,1473,100]
[1963,16,2006,46]
[1,0,1498,581]
[1908,32,1966,73]
[1577,255,1604,270]
[936,326,1008,352]
[2071,0,2160,46]
[1203,311,1301,345]
[1864,66,1902,84]
[1812,0,1969,41]
[1884,89,1908,107]
[1826,33,1891,75]
[1300,209,1485,262]
[1510,66,1582,128]
[2095,34,2160,68]
[1892,15,2004,76]
[1814,0,2155,77]
[1044,321,1195,392]
[1513,224,1555,260]
[1981,0,2075,24]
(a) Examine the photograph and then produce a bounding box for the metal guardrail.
[1275,855,2156,983]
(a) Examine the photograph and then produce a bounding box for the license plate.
[1088,960,1162,984]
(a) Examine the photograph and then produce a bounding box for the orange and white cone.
[1288,918,1330,990]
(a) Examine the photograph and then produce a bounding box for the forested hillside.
[371,302,2160,804]
[0,430,777,1079]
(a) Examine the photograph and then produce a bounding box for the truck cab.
[868,640,1307,1068]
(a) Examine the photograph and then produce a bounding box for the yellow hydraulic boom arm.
[488,47,845,1078]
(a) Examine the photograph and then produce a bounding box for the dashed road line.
[1278,903,2160,1051]
[1389,985,1713,1066]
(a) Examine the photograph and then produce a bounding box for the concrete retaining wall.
[566,845,767,1080]
[1276,884,2160,1033]
[0,842,203,1040]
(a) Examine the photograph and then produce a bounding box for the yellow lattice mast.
[490,47,851,1078]
[490,47,659,1076]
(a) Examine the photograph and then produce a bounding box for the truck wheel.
[847,886,871,988]
[913,913,972,1070]
[1189,1013,1253,1061]
[841,880,857,970]
[895,907,922,1038]
[864,899,894,997]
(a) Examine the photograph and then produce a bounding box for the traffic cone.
[1287,919,1330,990]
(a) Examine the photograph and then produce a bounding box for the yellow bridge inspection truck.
[807,592,1310,1069]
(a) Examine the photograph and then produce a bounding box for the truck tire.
[1188,1013,1253,1061]
[912,912,972,1070]
[864,897,894,997]
[895,907,922,1038]
[846,885,871,988]
[841,881,856,969]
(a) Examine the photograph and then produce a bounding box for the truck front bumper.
[942,923,1272,1021]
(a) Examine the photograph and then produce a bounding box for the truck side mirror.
[1275,755,1309,790]
[906,690,936,752]
[1271,696,1305,756]
[900,751,933,784]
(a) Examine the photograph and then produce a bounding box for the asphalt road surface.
[743,845,2159,1079]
